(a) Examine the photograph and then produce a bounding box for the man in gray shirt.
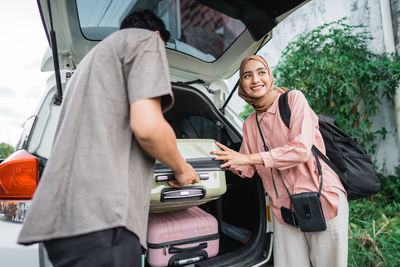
[18,9,199,267]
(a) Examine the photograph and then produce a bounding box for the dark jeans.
[44,227,142,267]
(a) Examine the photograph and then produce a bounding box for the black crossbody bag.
[256,114,326,232]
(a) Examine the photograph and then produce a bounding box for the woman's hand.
[211,142,258,168]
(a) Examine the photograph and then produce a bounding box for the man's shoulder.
[100,28,163,55]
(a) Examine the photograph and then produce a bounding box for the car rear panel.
[0,220,40,267]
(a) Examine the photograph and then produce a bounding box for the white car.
[0,0,308,266]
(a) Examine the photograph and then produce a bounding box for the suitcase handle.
[155,173,210,182]
[161,187,205,202]
[169,242,208,254]
[169,250,208,266]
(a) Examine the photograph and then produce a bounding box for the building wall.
[392,0,400,53]
[258,0,399,174]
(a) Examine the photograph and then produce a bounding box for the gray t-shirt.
[18,29,173,249]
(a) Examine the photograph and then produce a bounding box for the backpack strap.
[278,90,291,129]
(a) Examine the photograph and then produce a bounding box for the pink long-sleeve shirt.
[230,90,346,225]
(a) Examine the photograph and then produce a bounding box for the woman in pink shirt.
[211,55,349,267]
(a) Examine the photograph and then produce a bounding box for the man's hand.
[168,162,200,188]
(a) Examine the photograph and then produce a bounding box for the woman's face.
[241,60,269,98]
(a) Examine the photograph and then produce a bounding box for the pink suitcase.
[146,207,219,267]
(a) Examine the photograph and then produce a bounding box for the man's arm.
[130,97,200,188]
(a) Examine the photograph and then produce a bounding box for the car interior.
[156,83,270,266]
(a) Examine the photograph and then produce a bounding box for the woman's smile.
[250,84,264,91]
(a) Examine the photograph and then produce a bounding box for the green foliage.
[261,18,399,154]
[348,170,400,266]
[239,104,254,121]
[0,142,14,159]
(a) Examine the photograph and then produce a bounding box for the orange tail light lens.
[0,150,39,199]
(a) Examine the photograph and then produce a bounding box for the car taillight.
[0,150,39,200]
[0,150,38,223]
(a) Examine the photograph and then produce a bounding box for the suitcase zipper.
[155,157,223,173]
[148,233,219,250]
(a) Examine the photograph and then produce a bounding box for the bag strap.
[255,112,323,199]
[278,90,291,128]
[255,112,281,198]
[312,146,344,188]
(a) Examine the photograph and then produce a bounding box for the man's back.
[18,29,173,249]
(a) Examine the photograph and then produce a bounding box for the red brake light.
[0,150,39,199]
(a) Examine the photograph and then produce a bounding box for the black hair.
[120,9,171,43]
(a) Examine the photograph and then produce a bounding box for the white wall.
[259,0,399,174]
[393,0,400,53]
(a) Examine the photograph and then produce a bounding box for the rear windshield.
[76,0,246,62]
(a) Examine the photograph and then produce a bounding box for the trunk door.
[37,0,309,82]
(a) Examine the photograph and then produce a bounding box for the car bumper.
[0,220,40,267]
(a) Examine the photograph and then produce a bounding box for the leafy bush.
[272,18,400,154]
[240,18,400,155]
[348,169,400,266]
[239,104,254,121]
[0,142,14,159]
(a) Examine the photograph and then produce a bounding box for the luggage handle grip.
[169,242,208,254]
[161,187,205,202]
[156,173,209,182]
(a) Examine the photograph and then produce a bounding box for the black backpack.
[278,90,380,200]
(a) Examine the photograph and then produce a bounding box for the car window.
[75,0,246,62]
[15,116,38,150]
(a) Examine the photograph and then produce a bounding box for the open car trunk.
[151,83,272,266]
[30,82,273,267]
[30,0,312,265]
